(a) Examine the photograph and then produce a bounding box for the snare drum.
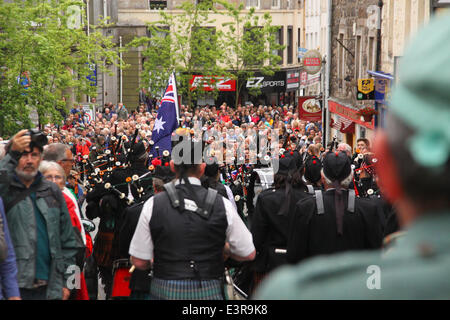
[111,259,132,298]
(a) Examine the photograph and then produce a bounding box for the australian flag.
[150,72,179,158]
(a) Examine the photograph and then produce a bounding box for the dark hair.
[201,174,221,191]
[357,138,370,148]
[386,113,450,210]
[273,169,305,189]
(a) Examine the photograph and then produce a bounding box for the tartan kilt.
[93,232,115,267]
[149,277,224,300]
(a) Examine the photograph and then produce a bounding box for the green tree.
[220,2,284,107]
[0,0,122,137]
[128,0,226,108]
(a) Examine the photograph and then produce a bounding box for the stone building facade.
[87,0,305,109]
[327,0,381,149]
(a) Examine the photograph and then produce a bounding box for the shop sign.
[286,70,300,91]
[246,72,286,93]
[302,50,322,75]
[298,96,322,121]
[190,75,236,91]
[357,78,375,100]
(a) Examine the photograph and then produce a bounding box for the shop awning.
[367,70,394,80]
[330,116,355,134]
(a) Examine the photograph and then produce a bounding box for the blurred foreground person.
[255,15,450,299]
[0,196,21,300]
[0,130,80,300]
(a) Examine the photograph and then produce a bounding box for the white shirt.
[129,177,255,261]
[224,184,238,212]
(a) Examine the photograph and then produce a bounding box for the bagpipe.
[351,150,380,198]
[82,123,156,207]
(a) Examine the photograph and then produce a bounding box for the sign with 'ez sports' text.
[246,72,286,93]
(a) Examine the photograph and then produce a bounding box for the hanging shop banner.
[246,71,286,93]
[298,96,322,121]
[86,63,97,87]
[298,47,308,60]
[300,71,308,88]
[357,78,375,100]
[330,116,355,134]
[328,100,374,130]
[190,75,236,91]
[286,69,300,91]
[302,50,322,75]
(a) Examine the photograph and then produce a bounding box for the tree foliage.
[129,0,284,108]
[220,2,284,107]
[0,0,122,137]
[128,0,224,107]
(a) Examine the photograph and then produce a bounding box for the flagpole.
[172,71,181,127]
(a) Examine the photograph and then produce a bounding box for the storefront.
[189,70,302,108]
[189,75,237,107]
[243,71,287,106]
[328,99,375,150]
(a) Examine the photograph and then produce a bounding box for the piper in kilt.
[129,135,256,300]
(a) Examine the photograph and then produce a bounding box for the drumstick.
[129,265,135,273]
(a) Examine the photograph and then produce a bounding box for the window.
[298,27,301,63]
[191,27,217,67]
[146,25,170,39]
[271,0,281,9]
[271,27,284,66]
[286,0,292,9]
[149,0,167,10]
[287,26,293,64]
[244,26,264,66]
[277,26,284,65]
[246,0,260,9]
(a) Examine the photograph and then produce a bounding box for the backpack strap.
[315,189,356,215]
[4,184,39,213]
[202,188,218,218]
[314,190,325,215]
[306,185,315,195]
[164,182,181,209]
[348,189,356,213]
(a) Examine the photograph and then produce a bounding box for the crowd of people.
[0,14,448,301]
[0,87,386,299]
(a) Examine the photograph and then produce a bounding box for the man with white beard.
[0,129,80,300]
